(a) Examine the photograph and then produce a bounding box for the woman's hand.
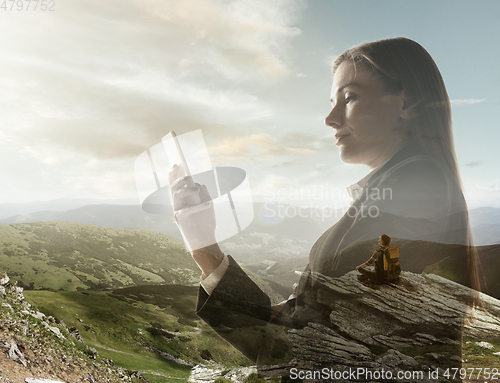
[168,164,224,276]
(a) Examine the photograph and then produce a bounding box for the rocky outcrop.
[0,270,146,382]
[189,271,500,382]
[188,365,257,383]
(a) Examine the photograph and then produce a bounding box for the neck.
[366,136,411,170]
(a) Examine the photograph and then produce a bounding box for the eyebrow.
[330,82,363,102]
[336,81,363,93]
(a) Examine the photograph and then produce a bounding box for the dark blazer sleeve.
[196,255,292,364]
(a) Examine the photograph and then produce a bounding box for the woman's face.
[325,60,408,169]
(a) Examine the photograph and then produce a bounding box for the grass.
[462,336,500,369]
[0,221,200,291]
[24,284,252,382]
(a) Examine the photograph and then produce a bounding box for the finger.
[171,175,195,194]
[168,163,187,185]
[173,184,200,210]
[168,164,179,185]
[197,184,213,204]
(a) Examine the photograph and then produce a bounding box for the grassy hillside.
[23,284,253,382]
[0,221,200,290]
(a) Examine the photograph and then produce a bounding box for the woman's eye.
[345,94,356,104]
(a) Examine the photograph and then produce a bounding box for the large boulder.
[192,271,500,382]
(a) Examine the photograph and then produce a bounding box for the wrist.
[192,243,225,276]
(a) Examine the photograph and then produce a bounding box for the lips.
[335,133,351,144]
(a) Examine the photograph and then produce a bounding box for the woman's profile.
[168,37,480,370]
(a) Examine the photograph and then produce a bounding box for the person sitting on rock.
[356,234,400,284]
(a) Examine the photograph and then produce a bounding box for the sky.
[1,0,499,211]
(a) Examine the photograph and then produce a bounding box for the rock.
[43,323,65,339]
[2,302,13,310]
[224,367,258,382]
[188,365,224,382]
[190,269,500,382]
[102,357,115,366]
[0,272,9,285]
[5,339,27,367]
[31,311,46,321]
[271,271,500,381]
[10,285,24,298]
[475,341,494,349]
[129,371,149,382]
[0,285,6,296]
[493,351,500,356]
[450,355,463,362]
[376,349,418,368]
[427,353,445,362]
[25,379,66,383]
[69,326,84,342]
[86,346,99,359]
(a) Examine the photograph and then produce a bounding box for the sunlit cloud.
[208,133,316,164]
[0,0,304,159]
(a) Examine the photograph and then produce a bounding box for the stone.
[475,341,494,349]
[25,380,65,383]
[450,355,463,362]
[10,285,24,298]
[188,365,224,383]
[376,349,418,368]
[129,371,149,382]
[0,272,9,286]
[190,270,500,382]
[69,327,84,342]
[5,339,27,367]
[0,285,5,296]
[31,311,46,321]
[44,323,65,339]
[224,367,258,382]
[86,346,99,359]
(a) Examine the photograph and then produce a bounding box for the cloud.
[208,133,316,164]
[486,181,500,193]
[465,161,484,167]
[450,99,486,106]
[0,0,304,162]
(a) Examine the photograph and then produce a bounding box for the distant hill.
[471,223,500,246]
[0,204,182,237]
[469,206,500,226]
[0,202,336,262]
[0,198,138,220]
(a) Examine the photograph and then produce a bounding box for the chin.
[339,146,375,166]
[339,148,362,165]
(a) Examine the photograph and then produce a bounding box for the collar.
[347,140,426,202]
[346,162,387,201]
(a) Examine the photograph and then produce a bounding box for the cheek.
[347,103,399,135]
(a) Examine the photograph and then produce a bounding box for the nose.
[324,102,343,129]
